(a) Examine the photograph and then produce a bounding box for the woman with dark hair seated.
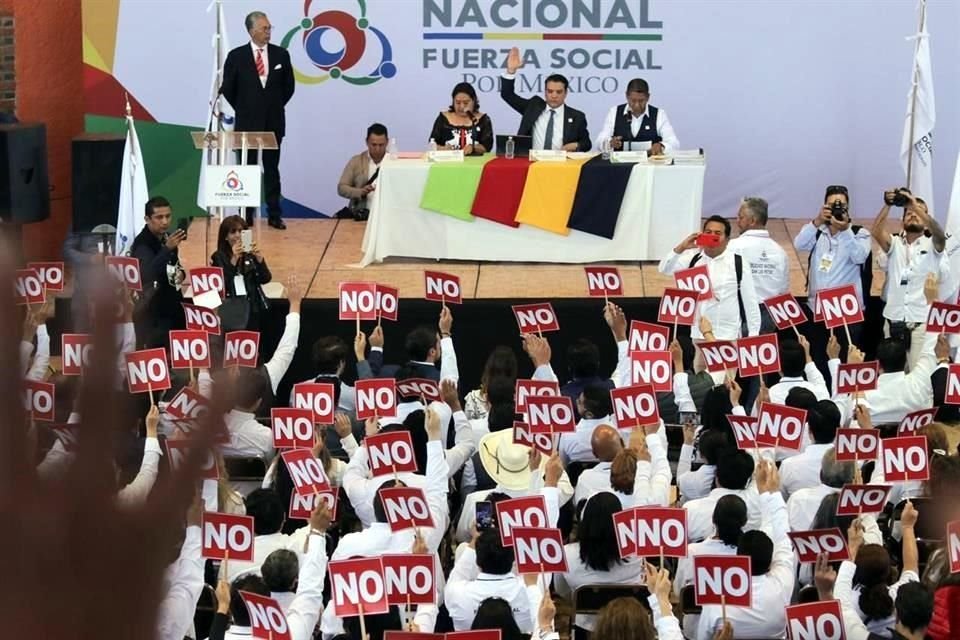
[429,82,494,155]
[554,492,644,632]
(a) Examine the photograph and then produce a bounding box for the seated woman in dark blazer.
[429,82,494,155]
[210,215,272,331]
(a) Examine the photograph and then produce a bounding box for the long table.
[360,155,705,266]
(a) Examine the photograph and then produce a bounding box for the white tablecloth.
[360,158,705,266]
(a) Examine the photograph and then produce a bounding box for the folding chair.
[680,584,701,616]
[571,584,650,640]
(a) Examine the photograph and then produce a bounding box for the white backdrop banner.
[110,0,960,221]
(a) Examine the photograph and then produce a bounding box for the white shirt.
[786,483,836,531]
[834,560,919,638]
[116,437,162,508]
[684,486,764,542]
[456,485,562,544]
[249,41,268,88]
[553,543,645,630]
[20,323,49,380]
[675,537,737,639]
[883,233,951,322]
[156,525,204,640]
[728,229,790,301]
[222,409,274,459]
[676,444,715,502]
[289,377,356,415]
[767,362,830,405]
[595,103,679,151]
[557,416,610,465]
[221,528,310,584]
[573,461,613,507]
[696,493,794,640]
[779,443,834,499]
[444,546,544,632]
[830,331,937,425]
[658,247,762,339]
[341,439,450,538]
[794,223,872,309]
[533,104,565,151]
[222,533,327,640]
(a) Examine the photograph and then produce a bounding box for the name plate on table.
[610,151,648,164]
[428,150,464,163]
[530,149,568,162]
[671,149,706,164]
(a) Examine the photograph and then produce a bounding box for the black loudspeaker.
[71,133,125,232]
[0,123,50,224]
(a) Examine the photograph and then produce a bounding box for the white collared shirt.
[249,41,268,87]
[156,525,204,640]
[779,443,834,499]
[696,493,794,640]
[532,103,565,150]
[445,546,543,632]
[573,461,613,506]
[883,233,951,322]
[728,229,790,301]
[787,483,837,532]
[554,543,645,630]
[223,409,274,459]
[456,485,563,544]
[767,362,830,405]
[596,103,680,151]
[557,416,610,465]
[830,331,937,424]
[676,442,715,503]
[658,247,762,340]
[684,486,764,542]
[221,528,310,584]
[794,223,872,309]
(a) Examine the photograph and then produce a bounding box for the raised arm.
[155,495,205,640]
[500,47,531,116]
[871,190,896,254]
[287,505,331,640]
[264,281,302,393]
[438,306,459,383]
[116,405,162,508]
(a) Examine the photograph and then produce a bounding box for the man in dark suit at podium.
[220,11,295,230]
[499,47,591,152]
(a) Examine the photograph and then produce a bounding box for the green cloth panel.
[419,156,494,220]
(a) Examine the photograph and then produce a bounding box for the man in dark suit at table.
[220,10,295,230]
[499,46,591,152]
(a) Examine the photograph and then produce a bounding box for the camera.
[829,200,847,222]
[885,188,911,207]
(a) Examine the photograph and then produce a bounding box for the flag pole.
[905,0,927,189]
[124,93,135,256]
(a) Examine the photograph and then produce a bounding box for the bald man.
[573,424,623,507]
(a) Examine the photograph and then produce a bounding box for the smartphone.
[176,216,190,240]
[695,233,721,248]
[475,501,495,531]
[679,411,701,426]
[241,229,253,252]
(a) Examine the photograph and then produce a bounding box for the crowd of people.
[16,175,960,640]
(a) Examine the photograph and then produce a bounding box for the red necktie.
[255,48,265,77]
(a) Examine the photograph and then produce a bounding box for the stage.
[179,216,891,300]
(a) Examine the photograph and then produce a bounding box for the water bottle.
[428,138,437,153]
[601,137,612,160]
[505,136,515,159]
[388,137,398,159]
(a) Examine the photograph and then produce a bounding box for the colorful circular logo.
[281,0,396,86]
[223,171,244,191]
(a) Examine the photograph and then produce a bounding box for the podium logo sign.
[203,165,261,207]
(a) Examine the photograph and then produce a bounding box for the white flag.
[197,0,234,210]
[116,112,149,256]
[900,1,935,212]
[945,151,960,298]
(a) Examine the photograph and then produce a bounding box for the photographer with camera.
[871,187,950,371]
[794,185,873,380]
[336,123,388,221]
[211,214,272,332]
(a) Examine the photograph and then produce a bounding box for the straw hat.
[478,429,540,491]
